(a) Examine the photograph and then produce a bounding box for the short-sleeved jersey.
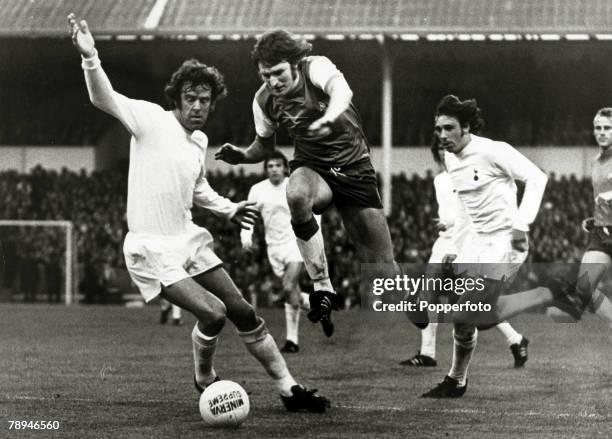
[240,177,321,247]
[592,151,612,225]
[245,178,294,247]
[444,135,547,235]
[253,56,370,167]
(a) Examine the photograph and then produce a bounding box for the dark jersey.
[253,56,370,167]
[592,150,612,225]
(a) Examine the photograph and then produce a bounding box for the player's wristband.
[81,49,100,70]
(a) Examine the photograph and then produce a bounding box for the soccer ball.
[199,380,250,427]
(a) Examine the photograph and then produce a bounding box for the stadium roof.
[2,0,612,38]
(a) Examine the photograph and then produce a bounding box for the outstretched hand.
[215,143,246,165]
[581,217,595,233]
[67,13,96,57]
[307,117,332,137]
[231,201,259,229]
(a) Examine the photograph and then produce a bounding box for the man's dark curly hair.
[435,95,485,135]
[164,59,228,109]
[251,29,312,67]
[263,149,289,176]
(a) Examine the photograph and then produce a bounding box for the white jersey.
[240,177,321,246]
[241,178,295,247]
[432,171,473,256]
[83,68,237,235]
[444,135,547,235]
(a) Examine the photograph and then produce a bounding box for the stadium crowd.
[0,165,594,304]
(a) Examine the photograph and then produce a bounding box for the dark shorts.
[289,158,383,212]
[586,226,612,256]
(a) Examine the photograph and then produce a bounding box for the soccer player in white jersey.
[69,14,329,413]
[401,145,529,369]
[241,150,317,352]
[422,95,548,398]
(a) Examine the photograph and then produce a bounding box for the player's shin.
[238,317,297,396]
[292,216,334,293]
[420,322,438,359]
[592,288,612,329]
[448,324,477,386]
[192,323,220,388]
[285,302,300,345]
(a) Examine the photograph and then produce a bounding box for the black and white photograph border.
[2,1,612,438]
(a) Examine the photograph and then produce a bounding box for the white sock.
[591,289,612,330]
[495,321,522,346]
[238,318,298,396]
[192,323,218,387]
[420,322,438,359]
[448,327,477,386]
[300,292,311,311]
[250,291,258,311]
[172,305,182,320]
[296,228,334,293]
[284,302,300,344]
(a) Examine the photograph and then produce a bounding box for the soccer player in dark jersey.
[488,108,612,326]
[554,108,612,323]
[216,30,416,335]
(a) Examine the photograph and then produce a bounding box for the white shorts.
[123,224,222,302]
[267,240,303,278]
[455,233,528,281]
[429,236,455,264]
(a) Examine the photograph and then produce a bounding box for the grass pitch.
[1,304,612,438]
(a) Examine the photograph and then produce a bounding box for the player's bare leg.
[339,205,428,328]
[281,262,304,353]
[161,277,227,391]
[338,206,394,263]
[287,168,340,336]
[192,267,329,412]
[545,251,612,322]
[496,252,610,321]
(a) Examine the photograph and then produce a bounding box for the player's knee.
[453,322,477,340]
[227,300,258,331]
[282,277,298,295]
[285,290,301,307]
[286,188,312,217]
[197,302,226,334]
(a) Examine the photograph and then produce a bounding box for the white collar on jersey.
[190,130,207,150]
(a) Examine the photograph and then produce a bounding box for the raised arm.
[68,13,122,118]
[69,13,154,138]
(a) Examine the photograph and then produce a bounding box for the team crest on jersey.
[317,101,328,112]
